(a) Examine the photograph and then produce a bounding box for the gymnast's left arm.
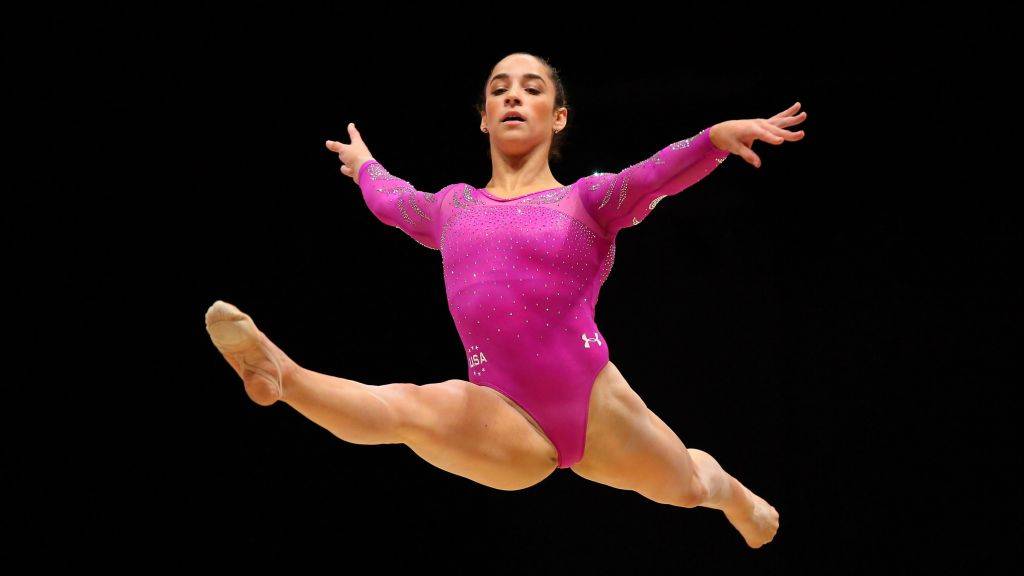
[578,125,730,236]
[579,102,807,236]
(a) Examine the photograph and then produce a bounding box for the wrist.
[708,124,727,152]
[356,157,377,182]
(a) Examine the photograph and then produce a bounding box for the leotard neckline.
[478,184,567,202]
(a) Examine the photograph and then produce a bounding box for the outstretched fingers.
[768,102,807,131]
[759,121,804,144]
[771,112,807,130]
[347,122,363,143]
[756,122,787,145]
[770,101,802,120]
[325,140,350,175]
[326,123,371,181]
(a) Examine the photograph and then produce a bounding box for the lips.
[501,112,526,122]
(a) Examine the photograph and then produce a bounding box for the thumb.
[738,145,762,169]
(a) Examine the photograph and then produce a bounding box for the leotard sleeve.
[356,158,449,250]
[578,126,730,236]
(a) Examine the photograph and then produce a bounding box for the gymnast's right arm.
[326,123,448,251]
[354,159,449,250]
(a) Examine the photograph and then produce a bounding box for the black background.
[5,5,1012,572]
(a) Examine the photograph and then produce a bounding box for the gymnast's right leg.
[204,300,557,492]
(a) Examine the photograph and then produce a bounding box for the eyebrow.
[488,72,547,86]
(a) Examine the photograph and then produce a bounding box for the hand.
[708,102,807,169]
[325,122,375,183]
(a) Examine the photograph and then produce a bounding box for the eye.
[491,87,542,96]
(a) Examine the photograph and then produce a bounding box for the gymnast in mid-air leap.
[205,52,805,548]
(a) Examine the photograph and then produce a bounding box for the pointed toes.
[205,300,246,326]
[205,300,257,353]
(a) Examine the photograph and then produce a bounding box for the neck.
[486,144,560,196]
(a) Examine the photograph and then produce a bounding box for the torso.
[441,180,616,466]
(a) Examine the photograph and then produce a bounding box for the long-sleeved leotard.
[357,125,729,468]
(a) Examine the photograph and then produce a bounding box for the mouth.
[501,113,526,123]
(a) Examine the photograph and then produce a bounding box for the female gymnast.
[205,52,804,548]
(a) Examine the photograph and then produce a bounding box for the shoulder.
[575,172,616,192]
[436,182,475,205]
[440,182,471,197]
[581,172,615,182]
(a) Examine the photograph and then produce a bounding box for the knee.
[375,382,425,441]
[675,475,709,508]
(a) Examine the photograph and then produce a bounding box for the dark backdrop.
[6,5,1010,572]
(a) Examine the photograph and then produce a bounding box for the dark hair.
[475,52,570,163]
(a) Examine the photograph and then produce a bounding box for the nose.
[504,88,522,106]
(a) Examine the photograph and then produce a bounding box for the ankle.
[278,360,304,402]
[251,330,302,402]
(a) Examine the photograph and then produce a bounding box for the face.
[481,54,567,157]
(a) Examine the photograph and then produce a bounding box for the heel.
[240,337,284,401]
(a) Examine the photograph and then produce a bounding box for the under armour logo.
[581,332,603,349]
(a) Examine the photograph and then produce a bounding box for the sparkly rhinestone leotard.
[357,126,730,468]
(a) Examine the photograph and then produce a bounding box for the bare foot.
[204,300,298,406]
[723,480,780,548]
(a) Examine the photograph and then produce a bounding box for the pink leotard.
[357,126,730,468]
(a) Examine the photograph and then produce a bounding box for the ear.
[553,107,568,133]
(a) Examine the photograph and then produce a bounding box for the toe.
[205,304,259,355]
[206,319,247,349]
[205,300,247,327]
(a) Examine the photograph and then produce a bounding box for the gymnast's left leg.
[570,361,780,548]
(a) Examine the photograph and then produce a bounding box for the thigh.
[569,362,698,503]
[381,379,558,491]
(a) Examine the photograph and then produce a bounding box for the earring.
[482,127,488,133]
